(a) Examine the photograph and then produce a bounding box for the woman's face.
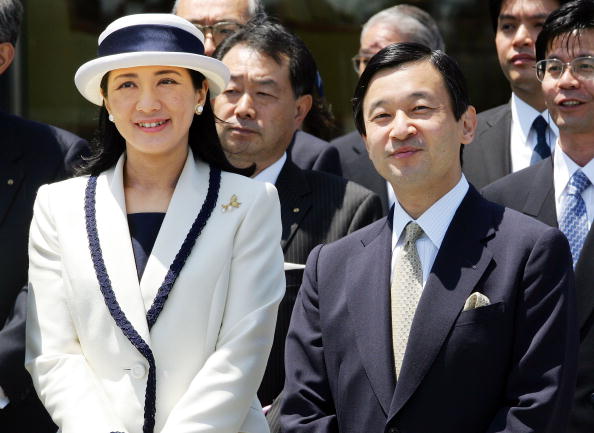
[103,65,207,158]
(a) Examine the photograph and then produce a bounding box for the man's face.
[495,0,559,95]
[362,61,476,196]
[175,0,250,56]
[356,23,406,75]
[542,29,594,138]
[213,44,311,174]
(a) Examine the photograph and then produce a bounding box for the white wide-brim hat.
[75,14,230,106]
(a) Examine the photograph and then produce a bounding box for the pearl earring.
[108,114,114,122]
[195,104,203,115]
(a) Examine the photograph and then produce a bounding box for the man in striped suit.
[212,20,383,411]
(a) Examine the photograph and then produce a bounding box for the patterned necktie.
[531,115,551,164]
[559,170,591,266]
[391,221,424,378]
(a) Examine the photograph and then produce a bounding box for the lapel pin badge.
[222,194,241,212]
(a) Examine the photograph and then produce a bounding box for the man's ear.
[294,94,313,129]
[459,105,477,145]
[0,42,15,75]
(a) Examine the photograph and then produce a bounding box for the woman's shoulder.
[218,169,279,206]
[38,174,90,198]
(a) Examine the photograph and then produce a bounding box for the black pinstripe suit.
[258,158,383,407]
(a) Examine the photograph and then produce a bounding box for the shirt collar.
[511,93,559,144]
[392,175,469,250]
[253,153,287,185]
[553,144,594,201]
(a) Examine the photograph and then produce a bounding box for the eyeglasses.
[535,56,594,81]
[351,55,372,73]
[194,21,244,45]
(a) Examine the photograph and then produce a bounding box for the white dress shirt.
[510,93,558,172]
[553,146,594,229]
[391,175,469,287]
[253,153,287,185]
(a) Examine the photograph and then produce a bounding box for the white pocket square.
[463,292,490,311]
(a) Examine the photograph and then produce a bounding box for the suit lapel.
[522,157,558,227]
[480,104,512,181]
[275,160,312,252]
[346,215,395,415]
[96,155,151,344]
[139,151,210,313]
[575,227,594,332]
[388,188,496,420]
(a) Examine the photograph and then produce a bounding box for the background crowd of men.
[1,0,593,432]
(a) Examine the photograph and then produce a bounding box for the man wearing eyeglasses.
[483,1,594,431]
[463,0,571,189]
[331,5,445,214]
[173,0,340,175]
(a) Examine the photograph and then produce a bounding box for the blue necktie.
[531,115,551,164]
[559,170,591,266]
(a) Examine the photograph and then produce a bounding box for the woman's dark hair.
[536,0,594,61]
[352,42,470,136]
[77,69,253,176]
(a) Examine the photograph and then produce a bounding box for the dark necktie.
[531,115,551,163]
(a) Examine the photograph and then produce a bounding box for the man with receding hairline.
[173,0,339,174]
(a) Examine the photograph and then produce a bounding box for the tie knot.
[532,115,548,135]
[404,222,424,244]
[568,170,591,195]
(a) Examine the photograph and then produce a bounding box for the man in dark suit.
[281,42,578,433]
[332,4,445,213]
[174,0,339,174]
[212,20,382,409]
[483,2,594,431]
[463,0,570,189]
[0,3,89,431]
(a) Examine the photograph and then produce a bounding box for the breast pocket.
[455,301,505,327]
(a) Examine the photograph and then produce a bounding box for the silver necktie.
[391,221,424,378]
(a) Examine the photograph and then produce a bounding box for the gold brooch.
[222,194,241,212]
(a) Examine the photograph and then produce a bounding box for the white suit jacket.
[26,151,285,433]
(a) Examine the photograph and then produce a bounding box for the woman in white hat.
[25,13,284,433]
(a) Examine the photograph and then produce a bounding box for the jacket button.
[130,363,147,379]
[589,392,594,406]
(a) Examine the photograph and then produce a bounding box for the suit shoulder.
[481,163,541,203]
[304,169,376,200]
[474,103,511,137]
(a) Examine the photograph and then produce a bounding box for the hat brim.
[74,51,229,105]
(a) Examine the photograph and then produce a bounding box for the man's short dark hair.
[536,0,594,60]
[214,19,317,100]
[488,0,568,32]
[352,42,470,136]
[0,0,23,45]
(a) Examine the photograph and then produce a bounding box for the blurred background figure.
[331,4,445,214]
[0,1,88,432]
[463,0,569,189]
[174,0,340,173]
[212,19,382,415]
[483,1,594,431]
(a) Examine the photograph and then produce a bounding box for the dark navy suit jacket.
[483,157,594,433]
[281,187,578,433]
[0,111,88,433]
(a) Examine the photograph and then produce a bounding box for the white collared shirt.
[510,93,558,172]
[253,153,287,185]
[391,175,469,287]
[553,145,594,229]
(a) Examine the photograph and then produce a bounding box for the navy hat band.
[98,24,205,57]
